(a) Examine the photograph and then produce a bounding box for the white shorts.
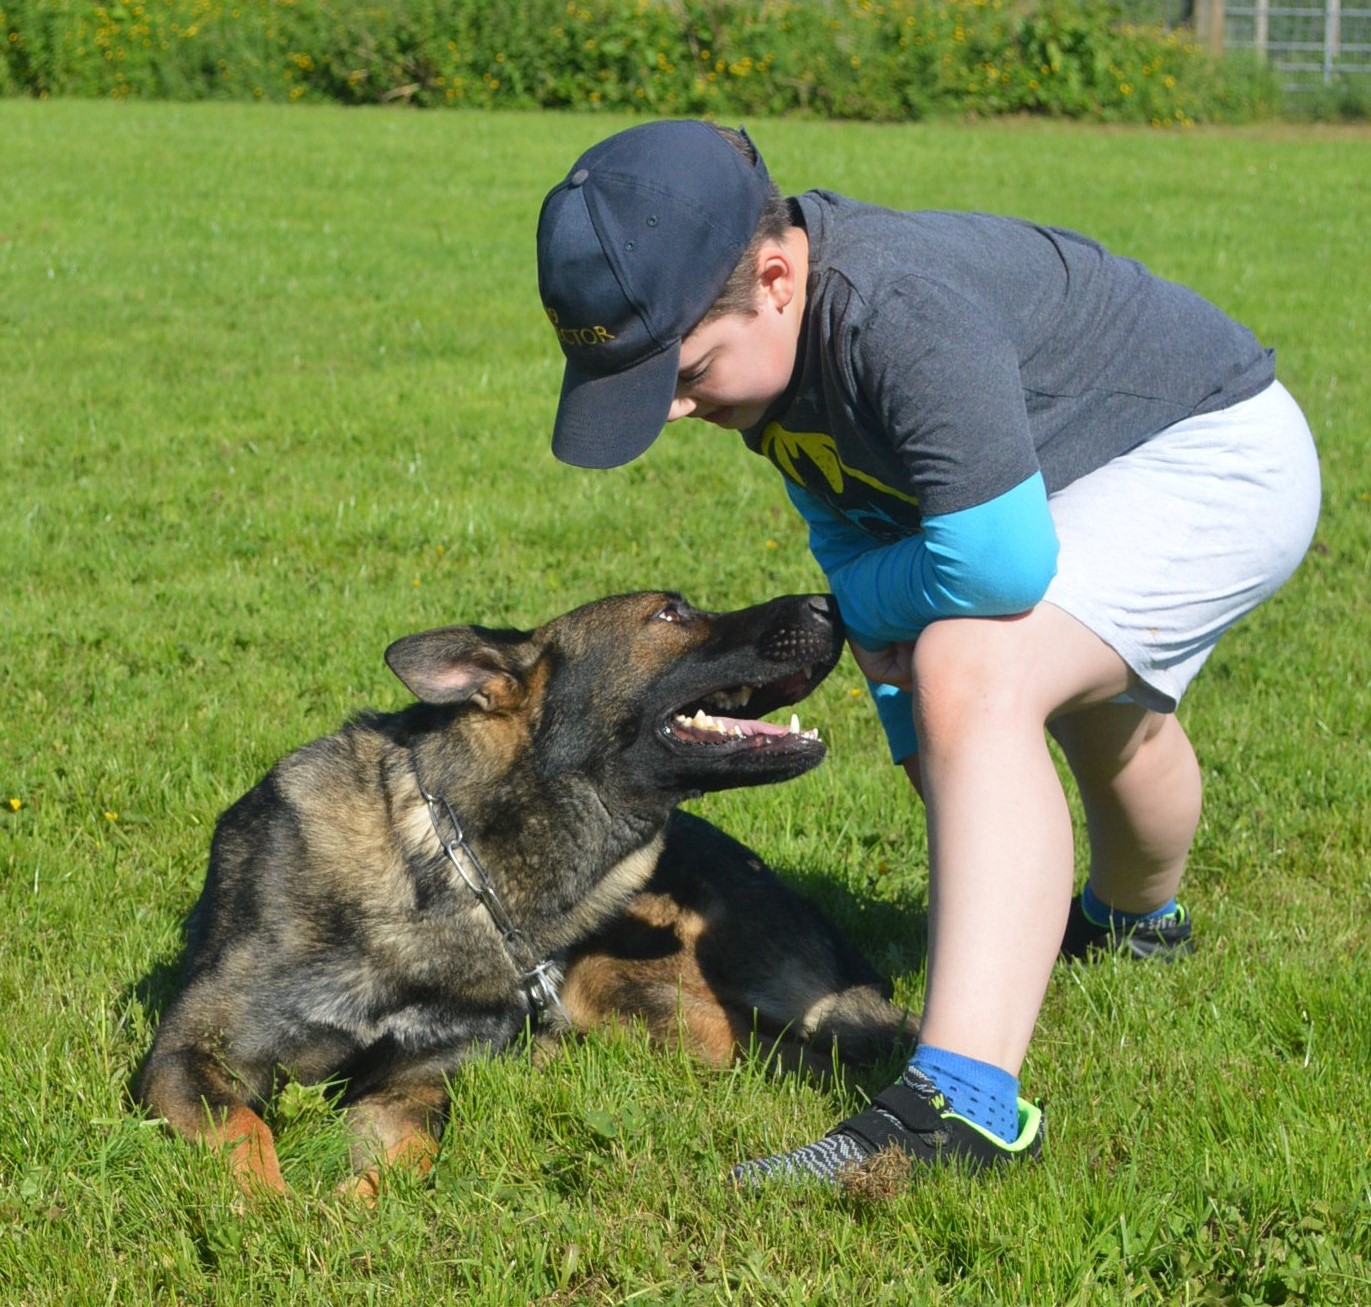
[870,379,1320,760]
[1044,379,1321,713]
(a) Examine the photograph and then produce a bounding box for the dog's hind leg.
[337,1079,449,1201]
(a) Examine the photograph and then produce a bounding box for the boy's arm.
[785,475,1059,649]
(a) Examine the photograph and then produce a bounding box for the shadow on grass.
[776,856,929,981]
[128,948,187,1025]
[122,919,194,1107]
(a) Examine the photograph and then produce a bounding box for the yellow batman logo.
[760,424,920,507]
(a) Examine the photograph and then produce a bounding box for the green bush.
[1288,70,1371,122]
[0,0,1289,123]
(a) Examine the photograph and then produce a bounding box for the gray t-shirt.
[741,191,1275,541]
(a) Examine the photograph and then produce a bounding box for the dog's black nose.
[807,595,838,625]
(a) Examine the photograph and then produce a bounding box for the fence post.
[1193,0,1226,54]
[1326,0,1342,83]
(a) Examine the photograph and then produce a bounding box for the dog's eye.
[654,602,689,624]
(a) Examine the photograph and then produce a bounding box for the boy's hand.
[848,639,916,691]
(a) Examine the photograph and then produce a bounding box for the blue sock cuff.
[1081,881,1178,930]
[908,1044,1019,1144]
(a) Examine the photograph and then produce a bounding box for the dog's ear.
[384,627,528,711]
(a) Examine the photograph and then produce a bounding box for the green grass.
[2,101,1369,1304]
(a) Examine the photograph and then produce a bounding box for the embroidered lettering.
[545,306,616,349]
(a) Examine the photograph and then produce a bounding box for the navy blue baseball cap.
[537,120,773,469]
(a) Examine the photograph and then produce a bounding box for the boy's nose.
[667,396,697,422]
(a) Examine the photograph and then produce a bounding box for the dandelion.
[104,810,119,822]
[8,798,20,811]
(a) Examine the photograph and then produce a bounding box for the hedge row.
[1,0,1283,125]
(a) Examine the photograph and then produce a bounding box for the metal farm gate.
[1194,0,1371,90]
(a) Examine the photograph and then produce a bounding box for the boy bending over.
[535,120,1320,1184]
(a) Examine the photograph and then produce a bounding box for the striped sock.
[907,1044,1019,1145]
[1081,881,1179,931]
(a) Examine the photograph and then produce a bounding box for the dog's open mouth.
[661,667,823,750]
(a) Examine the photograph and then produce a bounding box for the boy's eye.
[677,362,709,388]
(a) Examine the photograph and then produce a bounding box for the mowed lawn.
[1,100,1368,1305]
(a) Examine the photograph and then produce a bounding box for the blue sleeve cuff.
[870,681,919,763]
[829,473,1058,644]
[783,473,1051,764]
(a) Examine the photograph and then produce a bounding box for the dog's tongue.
[670,708,820,744]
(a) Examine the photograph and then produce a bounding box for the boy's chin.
[699,406,759,430]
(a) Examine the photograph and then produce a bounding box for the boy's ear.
[757,239,802,311]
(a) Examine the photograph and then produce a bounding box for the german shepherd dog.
[137,592,912,1196]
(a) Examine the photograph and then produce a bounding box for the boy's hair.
[702,127,794,323]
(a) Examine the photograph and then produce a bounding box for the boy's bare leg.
[1048,704,1201,915]
[909,604,1136,1076]
[733,602,1197,1184]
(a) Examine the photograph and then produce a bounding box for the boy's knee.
[1052,703,1174,779]
[910,619,1040,742]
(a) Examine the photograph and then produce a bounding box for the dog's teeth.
[692,708,730,732]
[677,703,823,742]
[802,664,814,681]
[738,686,753,707]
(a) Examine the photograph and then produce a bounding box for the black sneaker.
[730,1070,1044,1189]
[1059,893,1194,961]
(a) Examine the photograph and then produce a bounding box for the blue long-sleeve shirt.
[786,474,1058,650]
[787,476,1058,760]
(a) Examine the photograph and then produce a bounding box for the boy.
[535,120,1320,1185]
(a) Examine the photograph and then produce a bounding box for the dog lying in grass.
[137,591,912,1196]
